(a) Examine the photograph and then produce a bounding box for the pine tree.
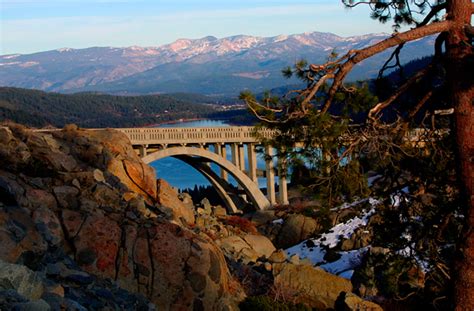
[241,1,473,308]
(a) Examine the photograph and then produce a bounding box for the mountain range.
[0,31,434,97]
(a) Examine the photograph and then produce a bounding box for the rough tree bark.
[447,1,474,309]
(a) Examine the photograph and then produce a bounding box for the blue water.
[159,119,229,128]
[148,119,276,190]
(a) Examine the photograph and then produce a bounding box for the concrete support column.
[219,144,228,181]
[139,145,147,157]
[278,157,289,205]
[203,144,211,167]
[238,144,248,201]
[247,143,258,183]
[265,145,276,205]
[231,143,239,167]
[238,144,245,172]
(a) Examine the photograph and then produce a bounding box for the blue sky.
[1,0,396,55]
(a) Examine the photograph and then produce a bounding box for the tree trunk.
[447,0,474,309]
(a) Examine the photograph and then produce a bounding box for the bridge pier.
[231,143,239,168]
[265,145,276,205]
[247,143,258,183]
[216,144,228,181]
[278,157,289,205]
[138,145,148,157]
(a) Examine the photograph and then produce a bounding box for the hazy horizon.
[1,0,398,55]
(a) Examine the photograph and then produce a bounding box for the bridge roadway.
[116,126,286,213]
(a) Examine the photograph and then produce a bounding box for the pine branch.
[320,20,451,113]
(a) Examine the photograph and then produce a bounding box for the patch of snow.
[367,175,382,186]
[338,269,355,280]
[286,198,380,277]
[321,247,369,276]
[19,61,39,68]
[273,35,288,43]
[2,54,20,59]
[330,197,372,212]
[396,244,430,273]
[272,218,284,225]
[0,62,21,66]
[57,48,73,53]
[390,186,409,207]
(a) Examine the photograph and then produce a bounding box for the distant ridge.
[0,31,434,96]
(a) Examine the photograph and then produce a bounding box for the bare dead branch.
[378,43,406,79]
[408,90,434,120]
[368,63,434,120]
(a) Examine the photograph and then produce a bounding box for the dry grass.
[224,216,258,234]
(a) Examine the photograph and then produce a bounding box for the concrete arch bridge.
[116,126,288,213]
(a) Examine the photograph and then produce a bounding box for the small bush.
[224,216,258,234]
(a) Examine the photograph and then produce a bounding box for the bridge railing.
[115,126,276,145]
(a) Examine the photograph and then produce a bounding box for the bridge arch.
[142,147,271,212]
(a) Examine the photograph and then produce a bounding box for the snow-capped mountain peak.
[0,31,433,95]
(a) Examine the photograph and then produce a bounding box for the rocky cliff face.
[0,123,237,310]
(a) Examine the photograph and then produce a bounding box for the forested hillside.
[0,87,218,128]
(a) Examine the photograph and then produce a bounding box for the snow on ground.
[320,247,369,276]
[286,198,380,279]
[285,193,432,278]
[272,218,284,225]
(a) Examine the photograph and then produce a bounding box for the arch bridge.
[116,126,288,213]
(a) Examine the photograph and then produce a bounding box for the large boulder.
[276,214,320,249]
[342,293,383,311]
[0,259,44,300]
[0,203,48,264]
[157,179,195,225]
[250,210,277,226]
[217,234,276,264]
[273,263,352,309]
[62,127,157,202]
[242,234,276,259]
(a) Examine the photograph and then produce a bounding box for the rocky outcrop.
[276,214,320,249]
[217,234,276,264]
[273,262,353,309]
[0,123,237,310]
[156,179,195,225]
[341,293,383,311]
[251,211,321,250]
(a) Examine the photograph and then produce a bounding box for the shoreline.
[144,117,206,128]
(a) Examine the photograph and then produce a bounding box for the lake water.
[148,119,277,190]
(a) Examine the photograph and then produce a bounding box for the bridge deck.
[117,126,275,145]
